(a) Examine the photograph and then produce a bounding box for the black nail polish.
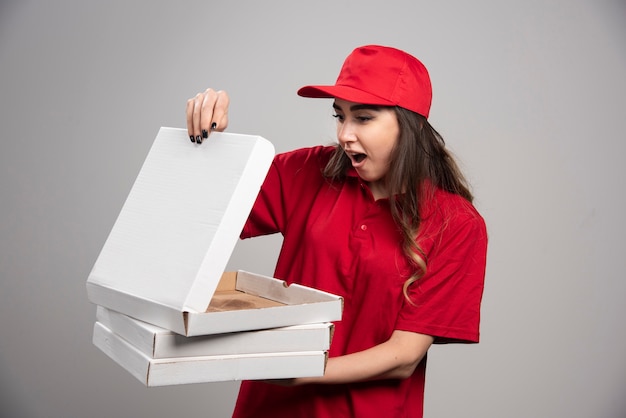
[211,122,217,130]
[196,135,202,144]
[190,135,195,143]
[202,129,208,139]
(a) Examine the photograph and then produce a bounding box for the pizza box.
[96,305,334,358]
[93,321,328,387]
[86,127,342,336]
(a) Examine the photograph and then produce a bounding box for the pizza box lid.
[86,126,275,316]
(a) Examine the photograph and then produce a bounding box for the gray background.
[1,1,625,417]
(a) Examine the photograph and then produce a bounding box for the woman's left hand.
[185,88,230,143]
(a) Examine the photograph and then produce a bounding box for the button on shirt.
[234,146,488,418]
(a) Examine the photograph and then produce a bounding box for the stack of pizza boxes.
[86,128,343,386]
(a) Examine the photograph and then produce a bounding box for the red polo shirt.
[233,146,487,418]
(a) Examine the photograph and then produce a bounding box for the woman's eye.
[332,113,372,123]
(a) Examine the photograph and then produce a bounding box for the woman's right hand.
[186,88,230,144]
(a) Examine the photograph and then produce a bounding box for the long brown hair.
[323,106,473,301]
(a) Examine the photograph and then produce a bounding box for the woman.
[186,45,488,418]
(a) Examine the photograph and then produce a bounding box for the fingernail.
[211,122,217,130]
[202,129,208,139]
[190,135,195,143]
[195,135,202,144]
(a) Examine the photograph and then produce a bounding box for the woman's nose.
[337,122,357,145]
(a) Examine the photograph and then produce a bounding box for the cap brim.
[297,85,396,107]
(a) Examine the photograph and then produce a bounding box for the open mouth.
[348,152,367,165]
[353,153,366,163]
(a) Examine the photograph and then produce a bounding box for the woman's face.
[333,98,400,198]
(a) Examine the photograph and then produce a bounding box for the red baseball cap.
[297,45,432,118]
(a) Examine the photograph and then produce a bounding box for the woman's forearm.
[293,330,434,385]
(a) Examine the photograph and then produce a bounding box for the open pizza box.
[86,127,343,337]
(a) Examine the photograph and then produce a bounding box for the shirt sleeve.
[241,157,286,238]
[395,209,488,344]
[241,146,331,239]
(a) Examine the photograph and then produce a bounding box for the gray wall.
[1,1,625,417]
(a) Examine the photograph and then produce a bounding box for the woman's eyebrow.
[332,102,382,112]
[350,104,382,111]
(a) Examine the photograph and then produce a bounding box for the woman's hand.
[186,88,230,144]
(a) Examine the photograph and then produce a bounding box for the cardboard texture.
[86,128,343,336]
[93,322,328,386]
[97,306,334,358]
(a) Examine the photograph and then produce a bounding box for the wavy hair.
[323,106,473,302]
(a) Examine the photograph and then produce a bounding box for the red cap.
[298,45,432,118]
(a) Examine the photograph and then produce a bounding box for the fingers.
[186,88,230,144]
[186,96,199,143]
[197,88,218,142]
[186,95,196,142]
[211,91,229,132]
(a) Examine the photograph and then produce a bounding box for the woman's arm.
[272,330,434,386]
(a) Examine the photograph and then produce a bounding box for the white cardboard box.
[96,305,334,358]
[86,128,343,336]
[93,321,328,387]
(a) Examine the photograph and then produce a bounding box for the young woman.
[186,45,488,418]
